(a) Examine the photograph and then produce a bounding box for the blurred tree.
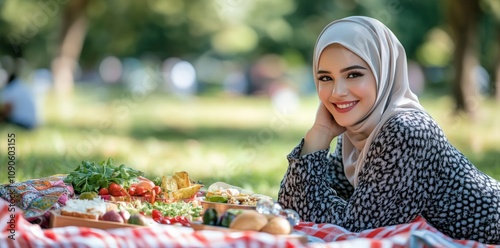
[0,0,57,65]
[496,25,500,102]
[482,0,500,101]
[445,0,481,116]
[52,0,90,94]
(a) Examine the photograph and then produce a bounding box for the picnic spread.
[1,159,499,248]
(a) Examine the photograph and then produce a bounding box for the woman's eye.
[318,75,332,81]
[347,72,364,78]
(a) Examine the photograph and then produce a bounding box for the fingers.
[314,102,346,138]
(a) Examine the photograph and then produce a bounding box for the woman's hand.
[300,103,346,155]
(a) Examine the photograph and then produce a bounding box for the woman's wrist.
[300,126,336,156]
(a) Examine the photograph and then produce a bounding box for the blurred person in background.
[0,72,39,129]
[278,16,500,244]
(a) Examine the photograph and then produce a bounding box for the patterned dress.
[278,111,500,244]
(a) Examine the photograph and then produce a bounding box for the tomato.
[154,217,162,223]
[151,209,163,220]
[153,186,161,195]
[168,216,189,226]
[160,218,171,225]
[108,183,123,196]
[128,186,136,196]
[143,191,155,204]
[174,216,188,224]
[98,188,109,195]
[109,182,121,192]
[135,186,146,196]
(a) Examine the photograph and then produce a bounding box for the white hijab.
[312,16,425,187]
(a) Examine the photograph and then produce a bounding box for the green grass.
[1,85,500,199]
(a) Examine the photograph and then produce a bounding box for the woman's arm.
[278,135,354,219]
[300,103,346,156]
[278,112,440,231]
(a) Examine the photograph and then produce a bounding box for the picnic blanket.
[1,198,499,248]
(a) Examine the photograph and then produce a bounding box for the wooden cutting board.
[49,210,146,229]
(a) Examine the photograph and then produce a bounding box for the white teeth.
[336,102,356,109]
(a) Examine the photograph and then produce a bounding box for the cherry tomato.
[135,186,146,196]
[109,183,124,196]
[115,191,126,196]
[128,186,136,196]
[151,209,163,220]
[98,188,109,195]
[174,216,189,226]
[160,218,171,225]
[109,182,121,192]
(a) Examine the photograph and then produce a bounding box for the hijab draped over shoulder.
[312,16,425,187]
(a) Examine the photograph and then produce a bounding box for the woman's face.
[317,44,377,127]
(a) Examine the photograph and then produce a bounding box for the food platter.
[49,210,146,230]
[200,197,256,215]
[190,222,308,244]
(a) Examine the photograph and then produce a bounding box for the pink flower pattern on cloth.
[0,174,74,228]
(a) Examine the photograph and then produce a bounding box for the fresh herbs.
[64,158,144,194]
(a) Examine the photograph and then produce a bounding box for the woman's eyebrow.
[317,69,330,74]
[317,65,367,74]
[339,65,367,73]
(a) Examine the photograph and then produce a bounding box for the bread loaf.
[260,216,292,234]
[229,210,268,231]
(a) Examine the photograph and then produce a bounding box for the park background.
[0,0,499,199]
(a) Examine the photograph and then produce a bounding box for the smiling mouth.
[333,101,358,113]
[336,102,356,109]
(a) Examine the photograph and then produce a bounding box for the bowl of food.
[200,182,271,215]
[200,198,256,215]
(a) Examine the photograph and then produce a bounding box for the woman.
[277,16,500,244]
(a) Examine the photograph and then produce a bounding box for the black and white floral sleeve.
[277,111,440,231]
[277,137,349,222]
[279,136,354,201]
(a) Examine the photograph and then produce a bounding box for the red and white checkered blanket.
[0,198,498,248]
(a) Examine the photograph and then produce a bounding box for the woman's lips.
[333,101,358,113]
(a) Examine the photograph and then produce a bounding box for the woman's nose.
[331,80,348,97]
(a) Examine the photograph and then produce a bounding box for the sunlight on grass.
[0,85,499,199]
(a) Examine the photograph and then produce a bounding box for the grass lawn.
[1,84,500,199]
